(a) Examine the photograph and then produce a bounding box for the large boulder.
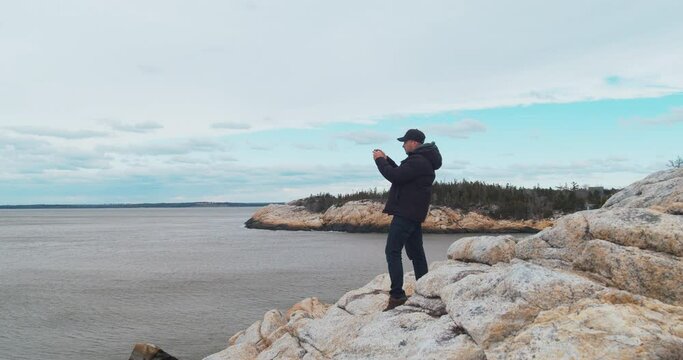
[516,193,683,305]
[245,204,324,231]
[322,200,392,232]
[487,290,683,359]
[517,207,683,262]
[573,239,683,305]
[447,235,517,265]
[440,260,604,347]
[602,168,683,214]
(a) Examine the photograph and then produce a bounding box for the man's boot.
[383,295,408,311]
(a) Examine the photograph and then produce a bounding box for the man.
[373,129,442,311]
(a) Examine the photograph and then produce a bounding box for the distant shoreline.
[0,202,282,209]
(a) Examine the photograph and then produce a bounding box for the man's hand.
[373,149,387,160]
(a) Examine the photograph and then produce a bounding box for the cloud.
[509,158,638,177]
[167,154,237,164]
[0,133,51,151]
[428,119,487,139]
[441,159,470,171]
[0,138,664,204]
[211,122,252,130]
[604,75,623,86]
[624,107,683,125]
[1,1,682,204]
[203,163,380,190]
[292,143,323,150]
[3,1,682,136]
[45,150,112,171]
[103,119,164,133]
[97,138,226,156]
[137,64,162,74]
[247,141,270,151]
[338,131,392,145]
[0,152,386,203]
[438,156,660,188]
[5,126,110,139]
[0,140,113,178]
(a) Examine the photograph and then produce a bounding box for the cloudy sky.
[1,1,682,204]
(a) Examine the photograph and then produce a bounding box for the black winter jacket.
[374,142,443,223]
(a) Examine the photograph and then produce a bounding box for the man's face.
[402,140,419,153]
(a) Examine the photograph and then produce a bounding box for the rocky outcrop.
[322,201,391,232]
[602,168,683,215]
[446,235,516,265]
[246,200,552,233]
[209,168,683,359]
[205,298,331,360]
[245,205,324,231]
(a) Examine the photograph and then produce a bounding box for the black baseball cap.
[397,129,425,143]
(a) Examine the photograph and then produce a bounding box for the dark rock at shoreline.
[129,343,177,360]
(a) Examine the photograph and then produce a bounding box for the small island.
[245,180,619,233]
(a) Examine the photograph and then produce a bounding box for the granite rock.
[205,169,683,359]
[447,235,517,265]
[603,167,683,215]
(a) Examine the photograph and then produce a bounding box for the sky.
[1,0,682,204]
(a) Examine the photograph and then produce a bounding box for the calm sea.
[0,207,503,359]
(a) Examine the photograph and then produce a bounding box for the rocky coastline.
[245,201,553,233]
[202,168,683,359]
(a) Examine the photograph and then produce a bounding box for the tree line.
[290,180,620,220]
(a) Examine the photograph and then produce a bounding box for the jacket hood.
[412,142,442,170]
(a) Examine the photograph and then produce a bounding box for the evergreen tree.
[293,180,620,220]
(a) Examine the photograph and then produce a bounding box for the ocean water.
[0,207,506,359]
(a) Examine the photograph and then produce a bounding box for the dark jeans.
[385,215,429,299]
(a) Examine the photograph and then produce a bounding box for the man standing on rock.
[373,129,442,311]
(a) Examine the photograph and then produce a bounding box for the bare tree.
[668,156,683,169]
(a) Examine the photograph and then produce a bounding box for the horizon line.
[0,201,283,209]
